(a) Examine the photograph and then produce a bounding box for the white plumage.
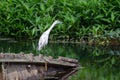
[38,20,62,51]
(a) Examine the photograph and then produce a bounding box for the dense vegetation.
[0,0,120,44]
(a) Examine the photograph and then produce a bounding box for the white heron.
[38,20,62,51]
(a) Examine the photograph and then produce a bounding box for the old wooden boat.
[0,52,80,80]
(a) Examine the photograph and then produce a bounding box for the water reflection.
[0,39,120,80]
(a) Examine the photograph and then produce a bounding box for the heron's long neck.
[47,22,57,34]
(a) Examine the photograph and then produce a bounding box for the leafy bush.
[0,0,120,41]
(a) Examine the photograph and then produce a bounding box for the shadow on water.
[0,39,120,80]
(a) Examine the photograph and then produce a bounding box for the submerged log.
[0,53,80,80]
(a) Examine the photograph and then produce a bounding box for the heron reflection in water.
[38,20,62,51]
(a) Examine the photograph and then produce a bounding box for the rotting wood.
[0,53,80,80]
[60,68,79,80]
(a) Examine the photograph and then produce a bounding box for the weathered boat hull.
[0,53,80,80]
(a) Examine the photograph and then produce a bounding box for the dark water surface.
[0,38,120,80]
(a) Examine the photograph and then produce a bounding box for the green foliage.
[0,0,120,40]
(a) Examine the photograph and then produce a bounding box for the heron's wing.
[38,34,49,50]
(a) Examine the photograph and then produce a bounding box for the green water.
[0,38,120,80]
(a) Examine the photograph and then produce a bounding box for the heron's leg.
[44,46,48,55]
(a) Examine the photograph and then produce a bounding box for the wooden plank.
[0,53,79,67]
